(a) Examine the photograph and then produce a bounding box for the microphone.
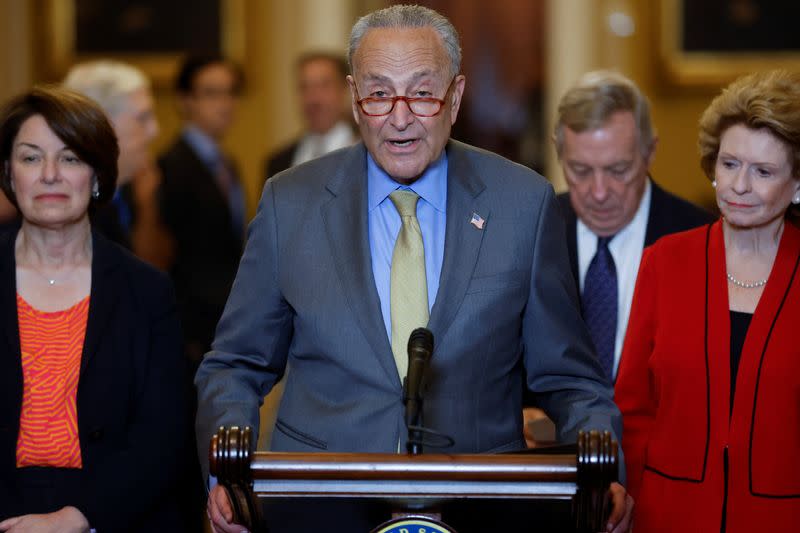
[404,327,433,454]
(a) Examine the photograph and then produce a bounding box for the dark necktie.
[214,156,245,239]
[582,235,617,380]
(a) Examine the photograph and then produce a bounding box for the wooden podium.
[210,426,617,532]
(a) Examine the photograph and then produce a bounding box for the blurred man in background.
[264,51,355,179]
[158,54,245,367]
[64,60,169,263]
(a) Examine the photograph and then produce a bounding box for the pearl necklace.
[726,273,767,289]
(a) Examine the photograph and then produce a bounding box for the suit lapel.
[0,229,22,422]
[80,232,121,374]
[321,144,399,385]
[0,230,19,357]
[178,138,232,218]
[733,222,800,419]
[644,179,667,247]
[557,193,580,289]
[427,141,488,344]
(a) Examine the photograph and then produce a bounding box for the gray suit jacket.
[195,140,621,477]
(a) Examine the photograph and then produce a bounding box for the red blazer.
[616,220,800,532]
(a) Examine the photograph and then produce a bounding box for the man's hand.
[0,506,89,533]
[208,484,249,533]
[602,482,634,532]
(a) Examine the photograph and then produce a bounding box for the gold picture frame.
[657,0,800,88]
[34,0,247,86]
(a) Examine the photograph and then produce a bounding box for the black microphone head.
[408,327,433,356]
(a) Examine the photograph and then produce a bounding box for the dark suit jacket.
[90,202,130,250]
[0,229,187,531]
[197,140,621,473]
[557,179,715,288]
[264,140,299,181]
[158,137,243,362]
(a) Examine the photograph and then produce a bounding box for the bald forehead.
[351,27,451,81]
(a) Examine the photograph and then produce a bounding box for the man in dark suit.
[198,6,632,533]
[555,70,714,382]
[158,55,245,366]
[264,52,355,179]
[525,71,713,445]
[158,55,245,532]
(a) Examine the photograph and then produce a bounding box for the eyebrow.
[362,70,436,85]
[718,151,782,167]
[14,142,42,150]
[14,142,71,152]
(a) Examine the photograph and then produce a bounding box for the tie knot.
[390,189,420,218]
[597,235,615,249]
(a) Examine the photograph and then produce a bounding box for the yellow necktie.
[389,190,429,380]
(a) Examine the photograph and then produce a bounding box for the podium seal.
[373,516,457,533]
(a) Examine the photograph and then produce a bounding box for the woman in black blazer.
[0,87,187,532]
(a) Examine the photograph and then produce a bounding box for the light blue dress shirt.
[367,152,447,341]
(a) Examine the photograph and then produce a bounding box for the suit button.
[88,427,104,441]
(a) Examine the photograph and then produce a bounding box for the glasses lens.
[360,97,443,116]
[361,99,393,116]
[408,99,442,117]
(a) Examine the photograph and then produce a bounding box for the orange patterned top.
[15,294,90,468]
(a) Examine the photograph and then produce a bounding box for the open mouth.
[388,139,417,148]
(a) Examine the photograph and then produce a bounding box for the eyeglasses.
[354,77,456,117]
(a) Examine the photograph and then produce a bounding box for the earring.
[793,194,800,205]
[711,180,717,188]
[91,179,100,200]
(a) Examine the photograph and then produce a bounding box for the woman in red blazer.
[616,69,800,532]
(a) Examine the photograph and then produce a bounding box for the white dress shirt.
[576,180,651,379]
[291,121,355,166]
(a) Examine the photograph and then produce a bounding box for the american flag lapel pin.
[469,212,485,230]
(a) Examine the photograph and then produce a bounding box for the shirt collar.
[306,121,353,146]
[182,125,221,165]
[367,151,448,212]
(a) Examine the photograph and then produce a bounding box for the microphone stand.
[404,328,433,455]
[406,381,423,455]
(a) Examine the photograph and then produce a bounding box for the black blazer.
[158,137,243,361]
[0,229,187,531]
[557,179,716,288]
[264,140,299,182]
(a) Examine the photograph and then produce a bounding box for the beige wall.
[1,0,733,214]
[545,0,722,209]
[152,0,358,218]
[0,0,362,219]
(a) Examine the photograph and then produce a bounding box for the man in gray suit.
[198,5,631,532]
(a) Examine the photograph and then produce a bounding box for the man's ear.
[448,74,466,125]
[175,93,192,120]
[645,136,659,168]
[346,75,361,125]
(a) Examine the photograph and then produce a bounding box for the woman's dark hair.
[0,85,119,207]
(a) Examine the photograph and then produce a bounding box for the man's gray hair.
[63,60,150,118]
[348,4,461,78]
[554,70,655,157]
